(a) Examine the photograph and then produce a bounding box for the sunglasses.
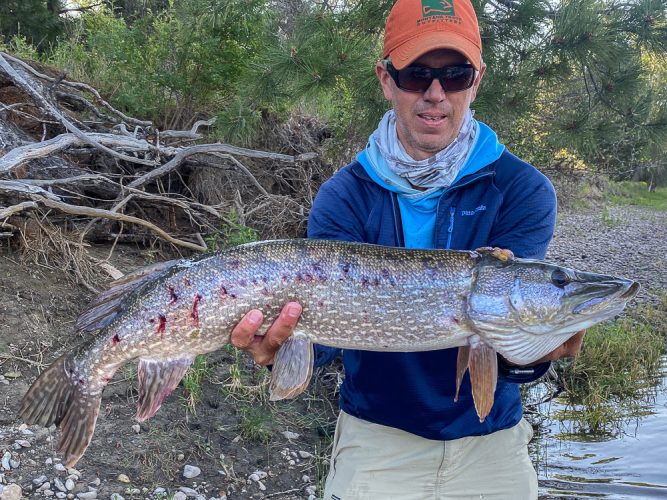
[385,61,476,93]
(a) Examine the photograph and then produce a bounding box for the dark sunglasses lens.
[395,65,475,92]
[442,66,475,91]
[397,67,434,92]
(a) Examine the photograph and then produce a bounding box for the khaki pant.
[323,411,537,500]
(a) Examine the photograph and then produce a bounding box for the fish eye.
[551,269,570,288]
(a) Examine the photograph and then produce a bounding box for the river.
[535,356,667,499]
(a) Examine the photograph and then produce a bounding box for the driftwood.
[0,51,325,277]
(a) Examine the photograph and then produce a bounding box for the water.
[534,357,667,499]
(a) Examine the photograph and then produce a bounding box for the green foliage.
[607,180,667,209]
[182,354,212,414]
[205,218,258,252]
[0,0,67,50]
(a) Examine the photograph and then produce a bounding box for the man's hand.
[230,302,303,366]
[533,329,586,364]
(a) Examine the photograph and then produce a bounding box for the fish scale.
[20,239,639,468]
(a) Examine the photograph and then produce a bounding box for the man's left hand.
[532,329,586,365]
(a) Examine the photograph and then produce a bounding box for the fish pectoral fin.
[269,331,313,401]
[136,357,193,422]
[469,343,498,423]
[454,345,470,402]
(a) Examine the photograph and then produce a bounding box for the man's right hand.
[230,302,303,366]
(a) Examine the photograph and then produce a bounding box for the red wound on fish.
[157,314,167,334]
[220,285,227,299]
[191,294,202,326]
[111,334,121,345]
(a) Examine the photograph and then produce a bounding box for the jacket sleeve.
[307,169,368,367]
[488,161,557,382]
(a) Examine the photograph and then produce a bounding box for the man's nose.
[422,78,447,102]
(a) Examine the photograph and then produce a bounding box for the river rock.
[1,483,22,500]
[117,474,130,483]
[33,475,48,486]
[65,479,75,491]
[1,452,11,470]
[172,492,187,500]
[76,490,98,499]
[54,478,67,492]
[183,465,201,479]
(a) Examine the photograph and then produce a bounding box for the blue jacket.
[306,148,557,441]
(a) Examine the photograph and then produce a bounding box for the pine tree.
[0,0,67,50]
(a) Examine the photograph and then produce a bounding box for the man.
[231,0,585,497]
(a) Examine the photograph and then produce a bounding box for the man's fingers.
[263,302,303,352]
[230,309,264,349]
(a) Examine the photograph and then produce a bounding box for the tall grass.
[607,181,667,210]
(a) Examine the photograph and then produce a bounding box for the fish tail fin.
[269,332,314,401]
[20,355,102,467]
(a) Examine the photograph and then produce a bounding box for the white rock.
[308,495,317,500]
[33,475,48,486]
[1,483,22,500]
[117,474,130,483]
[172,492,187,500]
[43,489,55,497]
[131,424,140,434]
[38,482,52,492]
[178,486,198,497]
[183,465,201,479]
[281,431,300,440]
[256,480,266,491]
[54,478,67,492]
[54,463,66,472]
[305,485,317,496]
[56,493,67,499]
[15,439,31,448]
[109,494,125,500]
[65,479,75,491]
[177,453,185,461]
[302,475,310,483]
[153,487,166,495]
[1,452,11,470]
[76,491,98,499]
[45,458,53,465]
[8,459,19,469]
[89,478,101,487]
[298,450,313,459]
[252,470,267,480]
[67,468,81,479]
[18,424,28,431]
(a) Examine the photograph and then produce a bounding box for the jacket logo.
[461,205,486,216]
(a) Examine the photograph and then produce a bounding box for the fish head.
[467,255,640,364]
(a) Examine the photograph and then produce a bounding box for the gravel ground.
[546,205,666,305]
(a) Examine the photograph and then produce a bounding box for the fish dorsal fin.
[136,357,193,422]
[269,332,314,401]
[468,342,498,422]
[474,247,514,263]
[76,259,180,332]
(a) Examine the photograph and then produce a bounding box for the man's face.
[376,49,486,161]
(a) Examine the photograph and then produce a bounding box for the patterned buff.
[373,109,478,189]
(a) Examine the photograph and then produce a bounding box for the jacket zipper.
[446,206,455,249]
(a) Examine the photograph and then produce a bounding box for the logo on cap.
[422,0,455,17]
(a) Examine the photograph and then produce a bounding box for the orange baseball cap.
[383,0,482,70]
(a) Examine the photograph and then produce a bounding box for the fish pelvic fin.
[20,355,102,468]
[469,343,498,423]
[269,331,314,401]
[454,345,471,402]
[136,357,193,422]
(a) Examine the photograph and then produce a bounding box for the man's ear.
[470,63,486,103]
[376,61,394,102]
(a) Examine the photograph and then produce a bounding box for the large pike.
[20,239,639,466]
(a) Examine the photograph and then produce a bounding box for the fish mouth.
[569,276,639,315]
